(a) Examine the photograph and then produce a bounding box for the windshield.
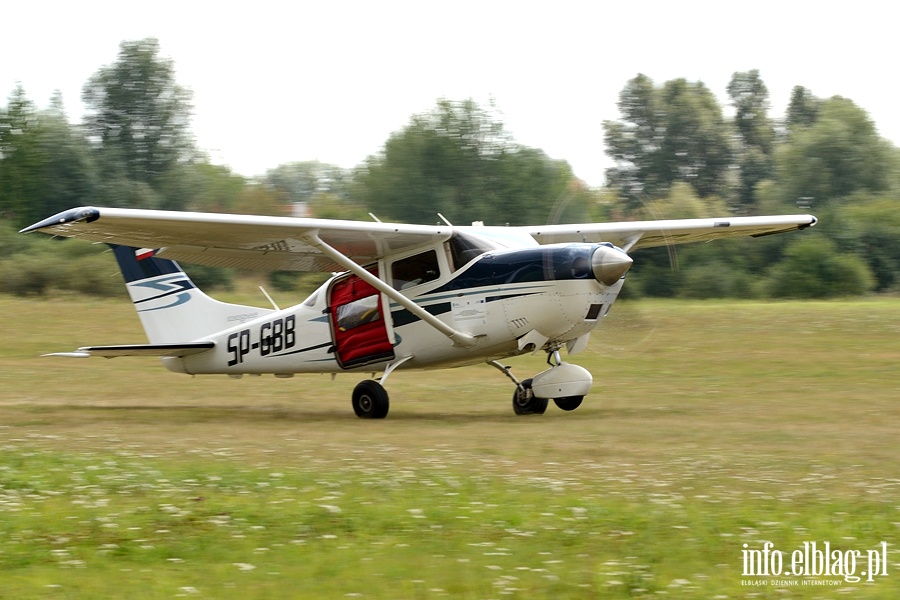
[447,232,496,271]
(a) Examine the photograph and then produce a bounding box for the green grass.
[1,295,899,598]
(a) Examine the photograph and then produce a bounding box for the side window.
[336,296,381,331]
[392,250,440,290]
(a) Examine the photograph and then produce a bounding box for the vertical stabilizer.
[110,245,273,344]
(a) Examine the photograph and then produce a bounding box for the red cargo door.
[328,271,394,369]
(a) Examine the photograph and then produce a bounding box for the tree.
[766,236,875,298]
[0,85,42,223]
[659,79,733,199]
[842,196,900,291]
[170,160,247,213]
[639,181,728,220]
[265,161,349,202]
[263,161,356,217]
[353,99,584,226]
[602,74,664,209]
[82,38,193,200]
[774,96,891,207]
[785,86,820,133]
[603,75,734,211]
[728,70,774,152]
[624,183,737,298]
[727,70,775,209]
[0,86,97,228]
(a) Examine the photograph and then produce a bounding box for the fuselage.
[163,236,627,376]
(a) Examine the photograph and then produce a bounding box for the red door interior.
[328,271,395,369]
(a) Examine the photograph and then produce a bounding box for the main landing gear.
[352,380,390,419]
[490,348,592,416]
[351,357,411,419]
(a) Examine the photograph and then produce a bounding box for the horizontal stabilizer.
[44,342,215,359]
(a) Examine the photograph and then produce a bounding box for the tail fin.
[110,245,273,344]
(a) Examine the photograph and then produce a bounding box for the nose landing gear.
[490,347,592,416]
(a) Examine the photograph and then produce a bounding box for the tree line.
[1,39,898,298]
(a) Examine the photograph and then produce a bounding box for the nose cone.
[591,245,633,286]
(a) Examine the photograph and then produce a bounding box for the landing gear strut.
[489,361,545,415]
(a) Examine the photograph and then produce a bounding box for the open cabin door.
[328,268,395,369]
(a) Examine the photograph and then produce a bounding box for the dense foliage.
[353,99,593,226]
[1,40,898,298]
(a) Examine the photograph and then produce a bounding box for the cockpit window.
[432,245,598,293]
[447,232,494,271]
[391,250,440,290]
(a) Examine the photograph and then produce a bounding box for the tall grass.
[1,296,898,598]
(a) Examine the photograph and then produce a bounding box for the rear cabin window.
[336,296,381,331]
[391,250,440,290]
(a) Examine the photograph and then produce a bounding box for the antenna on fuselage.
[437,213,453,226]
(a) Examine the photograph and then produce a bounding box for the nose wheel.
[490,348,590,416]
[553,396,583,411]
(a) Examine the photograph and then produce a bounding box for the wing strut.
[301,232,477,348]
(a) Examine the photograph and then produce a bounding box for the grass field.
[1,294,898,598]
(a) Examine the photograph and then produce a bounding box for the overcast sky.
[2,0,895,187]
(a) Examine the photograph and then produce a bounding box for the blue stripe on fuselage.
[386,246,599,328]
[389,284,549,327]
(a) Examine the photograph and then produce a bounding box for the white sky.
[2,0,896,187]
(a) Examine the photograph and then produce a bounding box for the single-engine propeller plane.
[21,207,816,418]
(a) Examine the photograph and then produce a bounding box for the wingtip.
[20,207,100,234]
[42,352,92,358]
[799,215,818,230]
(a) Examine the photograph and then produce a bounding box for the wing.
[22,207,817,271]
[520,214,817,251]
[21,207,453,271]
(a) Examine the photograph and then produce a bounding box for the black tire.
[512,378,548,415]
[352,380,390,419]
[553,396,584,411]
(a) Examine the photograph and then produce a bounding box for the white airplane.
[21,207,816,418]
